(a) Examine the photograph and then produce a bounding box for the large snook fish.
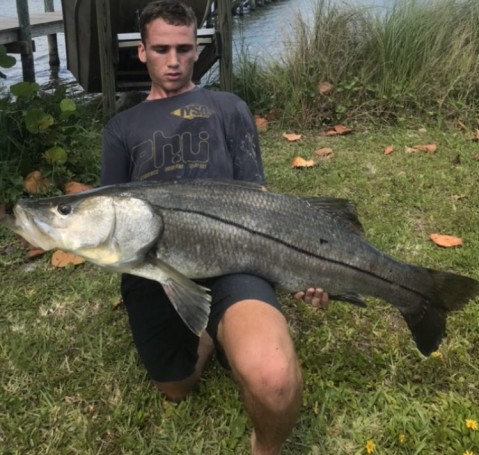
[1,179,478,355]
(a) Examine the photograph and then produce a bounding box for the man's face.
[138,18,199,97]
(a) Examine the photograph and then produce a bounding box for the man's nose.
[167,50,179,66]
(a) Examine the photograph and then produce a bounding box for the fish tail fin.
[401,269,479,356]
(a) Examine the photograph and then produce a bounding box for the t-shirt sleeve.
[100,116,131,186]
[223,97,265,185]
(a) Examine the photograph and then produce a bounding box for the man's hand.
[292,288,329,310]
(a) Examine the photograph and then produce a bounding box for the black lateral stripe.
[165,206,427,301]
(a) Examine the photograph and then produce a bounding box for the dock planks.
[0,11,63,46]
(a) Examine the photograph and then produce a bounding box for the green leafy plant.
[0,79,102,205]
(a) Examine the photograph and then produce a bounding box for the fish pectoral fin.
[129,258,212,337]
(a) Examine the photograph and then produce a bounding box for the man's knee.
[234,349,303,411]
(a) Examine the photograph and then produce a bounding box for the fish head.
[11,194,118,253]
[8,191,163,267]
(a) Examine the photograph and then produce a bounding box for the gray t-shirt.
[101,87,265,186]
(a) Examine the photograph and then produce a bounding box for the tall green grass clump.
[234,0,479,127]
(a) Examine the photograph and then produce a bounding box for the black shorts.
[120,273,279,382]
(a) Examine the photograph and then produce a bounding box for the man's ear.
[138,42,147,64]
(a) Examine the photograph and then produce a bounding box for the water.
[1,0,393,91]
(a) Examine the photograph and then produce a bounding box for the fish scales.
[2,179,479,355]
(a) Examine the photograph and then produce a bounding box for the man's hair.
[139,0,198,43]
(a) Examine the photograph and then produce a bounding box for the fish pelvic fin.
[401,269,479,356]
[133,257,212,337]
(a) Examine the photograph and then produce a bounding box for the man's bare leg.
[153,331,214,402]
[218,300,303,455]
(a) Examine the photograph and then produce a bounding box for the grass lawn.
[1,121,478,454]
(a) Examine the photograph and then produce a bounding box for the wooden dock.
[0,11,63,46]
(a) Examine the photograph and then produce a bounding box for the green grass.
[234,0,479,127]
[1,121,479,454]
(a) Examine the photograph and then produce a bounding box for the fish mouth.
[11,205,59,251]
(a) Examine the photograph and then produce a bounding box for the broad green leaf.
[43,146,68,164]
[25,108,54,133]
[0,45,16,68]
[60,98,76,112]
[10,81,39,99]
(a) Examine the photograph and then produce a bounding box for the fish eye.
[57,204,72,216]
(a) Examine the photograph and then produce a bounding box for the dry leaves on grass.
[317,81,333,96]
[430,233,463,248]
[283,132,302,142]
[290,156,316,168]
[51,250,86,268]
[320,124,354,137]
[64,181,93,194]
[255,116,268,132]
[314,147,334,158]
[383,145,394,155]
[23,170,49,194]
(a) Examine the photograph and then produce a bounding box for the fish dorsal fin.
[302,196,364,236]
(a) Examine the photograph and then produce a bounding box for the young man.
[101,2,328,453]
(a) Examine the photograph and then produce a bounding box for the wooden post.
[44,0,60,69]
[217,0,232,91]
[95,0,116,121]
[16,0,35,82]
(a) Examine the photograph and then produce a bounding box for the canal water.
[1,0,393,90]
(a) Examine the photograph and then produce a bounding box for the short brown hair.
[139,0,198,43]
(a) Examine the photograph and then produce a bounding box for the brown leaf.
[24,170,49,194]
[383,145,394,155]
[51,250,86,267]
[64,181,93,194]
[317,81,333,96]
[405,146,418,154]
[255,116,268,132]
[314,147,333,158]
[429,233,463,248]
[320,124,354,137]
[412,144,437,153]
[26,248,47,259]
[290,156,316,168]
[283,132,302,142]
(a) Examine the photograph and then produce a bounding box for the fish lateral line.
[158,205,430,302]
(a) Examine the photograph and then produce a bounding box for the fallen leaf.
[24,170,49,194]
[317,81,333,96]
[64,181,93,194]
[26,248,47,259]
[255,116,268,131]
[314,147,333,157]
[51,250,86,267]
[383,145,394,155]
[413,144,437,153]
[429,233,463,248]
[266,108,281,121]
[283,132,302,142]
[418,128,427,133]
[405,146,418,154]
[290,156,316,168]
[320,124,354,137]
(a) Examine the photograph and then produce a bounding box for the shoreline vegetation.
[1,0,478,453]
